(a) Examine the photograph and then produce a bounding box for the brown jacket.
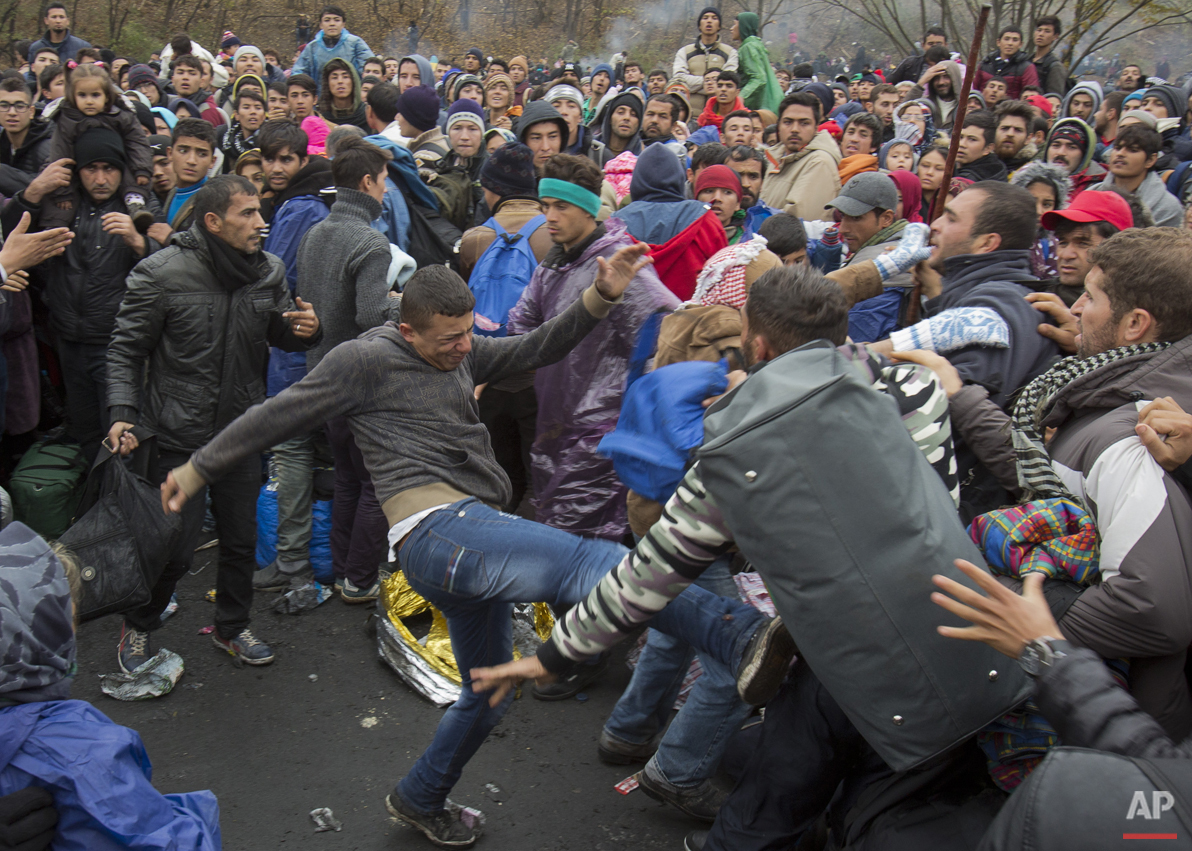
[458,197,553,281]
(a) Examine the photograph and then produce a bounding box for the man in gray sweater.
[161,249,790,846]
[296,135,395,602]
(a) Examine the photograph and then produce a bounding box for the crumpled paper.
[100,649,185,700]
[376,571,553,706]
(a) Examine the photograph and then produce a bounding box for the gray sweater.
[297,187,394,369]
[179,286,616,526]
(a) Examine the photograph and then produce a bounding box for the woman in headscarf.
[887,168,924,224]
[731,12,783,113]
[317,57,369,130]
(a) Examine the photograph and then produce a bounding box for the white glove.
[873,222,932,281]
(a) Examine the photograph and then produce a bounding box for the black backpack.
[395,182,462,272]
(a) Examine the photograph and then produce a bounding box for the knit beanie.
[128,64,158,91]
[74,128,127,170]
[480,142,537,197]
[546,84,583,108]
[221,31,240,50]
[698,6,722,23]
[1051,123,1088,156]
[452,74,484,102]
[398,85,441,132]
[232,45,265,70]
[484,72,514,92]
[446,99,485,132]
[466,47,484,62]
[694,164,742,200]
[1119,108,1158,130]
[509,56,529,72]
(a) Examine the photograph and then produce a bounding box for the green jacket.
[736,14,783,113]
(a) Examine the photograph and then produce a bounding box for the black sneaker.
[597,728,664,765]
[684,831,708,850]
[532,653,609,701]
[385,789,476,847]
[117,623,151,674]
[212,629,275,665]
[637,764,726,823]
[736,616,796,706]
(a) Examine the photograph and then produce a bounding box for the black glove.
[0,787,58,851]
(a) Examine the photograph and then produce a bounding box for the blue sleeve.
[378,181,410,251]
[0,702,221,851]
[264,200,330,293]
[351,36,373,73]
[291,46,314,81]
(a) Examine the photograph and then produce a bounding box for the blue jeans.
[603,557,753,786]
[395,498,764,814]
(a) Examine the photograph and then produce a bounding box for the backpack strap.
[512,214,546,241]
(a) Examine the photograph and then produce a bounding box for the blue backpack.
[468,215,546,336]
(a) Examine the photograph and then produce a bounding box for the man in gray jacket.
[107,175,321,674]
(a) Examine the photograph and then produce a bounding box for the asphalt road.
[72,550,698,851]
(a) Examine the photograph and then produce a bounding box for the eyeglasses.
[0,102,30,113]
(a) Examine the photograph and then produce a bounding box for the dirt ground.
[72,550,698,850]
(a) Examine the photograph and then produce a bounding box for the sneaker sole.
[636,772,720,823]
[737,617,797,706]
[385,795,476,847]
[340,590,380,604]
[212,636,275,666]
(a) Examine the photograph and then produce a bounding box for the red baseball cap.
[1026,94,1053,117]
[1041,190,1134,233]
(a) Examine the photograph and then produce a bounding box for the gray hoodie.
[400,54,436,90]
[1061,81,1103,119]
[1091,172,1183,228]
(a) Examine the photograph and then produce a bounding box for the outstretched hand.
[471,655,554,708]
[931,559,1063,659]
[594,242,652,301]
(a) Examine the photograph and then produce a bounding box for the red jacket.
[644,211,728,300]
[975,51,1039,100]
[697,95,745,130]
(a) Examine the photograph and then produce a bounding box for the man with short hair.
[25,47,59,90]
[720,109,754,147]
[642,95,683,148]
[1093,90,1126,159]
[975,27,1039,100]
[26,3,90,66]
[838,112,881,182]
[37,64,65,109]
[673,7,739,113]
[171,55,226,126]
[290,4,373,85]
[888,27,948,84]
[695,163,745,243]
[0,78,51,198]
[1031,15,1068,94]
[756,212,807,264]
[647,69,669,96]
[297,136,395,601]
[1039,188,1133,305]
[160,118,217,232]
[287,74,319,121]
[515,101,569,172]
[1044,116,1105,197]
[955,111,1008,182]
[864,83,899,142]
[698,70,745,130]
[994,99,1037,169]
[981,76,1008,107]
[217,90,266,171]
[1,130,162,463]
[108,175,320,674]
[149,135,175,206]
[760,92,841,221]
[1090,124,1183,227]
[363,81,404,144]
[726,144,779,238]
[1115,63,1145,93]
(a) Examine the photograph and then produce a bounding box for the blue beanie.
[446,98,485,132]
[398,85,441,133]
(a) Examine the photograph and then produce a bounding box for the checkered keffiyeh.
[688,236,769,310]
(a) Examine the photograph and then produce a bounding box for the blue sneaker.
[117,624,151,674]
[212,628,274,666]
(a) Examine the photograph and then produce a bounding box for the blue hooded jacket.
[291,27,374,88]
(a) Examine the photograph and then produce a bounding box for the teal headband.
[538,178,601,218]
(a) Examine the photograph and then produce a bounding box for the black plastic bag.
[61,434,181,622]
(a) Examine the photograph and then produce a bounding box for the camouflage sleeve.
[536,464,736,674]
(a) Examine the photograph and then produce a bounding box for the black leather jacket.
[106,224,318,452]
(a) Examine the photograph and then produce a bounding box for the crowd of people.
[3,2,1192,849]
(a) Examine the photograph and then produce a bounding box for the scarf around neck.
[200,225,268,290]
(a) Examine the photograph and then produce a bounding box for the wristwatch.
[1018,636,1070,678]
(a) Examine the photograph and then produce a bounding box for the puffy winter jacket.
[975,49,1039,99]
[0,118,51,197]
[106,224,318,453]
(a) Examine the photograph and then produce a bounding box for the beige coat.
[760,131,842,222]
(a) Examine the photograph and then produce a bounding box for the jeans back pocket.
[406,528,490,600]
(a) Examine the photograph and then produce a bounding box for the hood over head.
[1061,81,1103,118]
[400,54,436,90]
[737,12,760,39]
[629,142,688,203]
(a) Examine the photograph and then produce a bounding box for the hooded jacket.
[735,13,783,113]
[1061,81,1103,119]
[909,60,964,129]
[0,117,52,197]
[516,100,570,149]
[0,521,223,850]
[317,58,369,130]
[107,224,318,452]
[1142,85,1192,163]
[1045,116,1106,196]
[400,54,436,89]
[291,26,373,87]
[760,130,842,221]
[595,91,643,166]
[507,218,678,539]
[1091,172,1184,228]
[975,48,1039,99]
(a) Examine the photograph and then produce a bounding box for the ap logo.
[1127,791,1175,820]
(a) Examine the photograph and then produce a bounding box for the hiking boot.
[532,653,609,701]
[341,577,381,603]
[125,195,155,233]
[637,762,726,822]
[597,728,664,765]
[684,830,708,850]
[212,628,275,666]
[117,624,151,674]
[253,559,312,591]
[736,616,797,706]
[385,789,476,847]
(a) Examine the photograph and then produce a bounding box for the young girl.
[44,64,153,230]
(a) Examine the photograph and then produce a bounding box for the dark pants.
[57,339,108,464]
[477,386,536,512]
[124,449,259,640]
[706,660,892,850]
[326,415,388,587]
